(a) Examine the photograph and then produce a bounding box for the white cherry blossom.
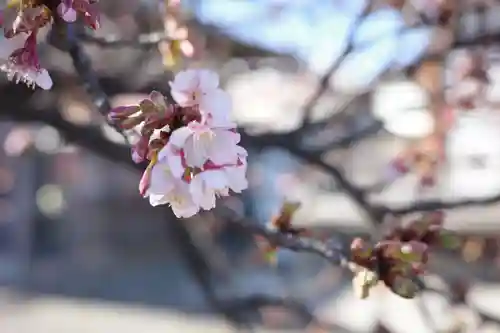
[0,33,52,89]
[189,147,248,210]
[141,152,200,218]
[189,170,229,210]
[169,68,220,107]
[157,179,200,218]
[169,69,236,128]
[138,68,248,215]
[168,121,241,168]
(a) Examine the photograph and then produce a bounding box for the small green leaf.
[440,233,461,249]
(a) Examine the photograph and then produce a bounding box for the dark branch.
[240,129,385,224]
[303,120,384,152]
[217,209,349,266]
[299,4,371,125]
[79,30,172,47]
[0,84,140,171]
[388,193,500,216]
[48,22,127,140]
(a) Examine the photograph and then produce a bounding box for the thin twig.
[0,84,142,171]
[240,129,385,226]
[49,22,129,143]
[218,210,349,266]
[299,4,372,125]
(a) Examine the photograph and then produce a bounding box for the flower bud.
[271,201,301,232]
[143,114,171,133]
[389,276,420,299]
[131,136,150,164]
[108,105,141,121]
[352,267,379,299]
[139,152,159,196]
[351,238,372,259]
[399,241,428,264]
[120,115,146,130]
[139,99,159,114]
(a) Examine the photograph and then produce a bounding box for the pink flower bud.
[139,168,152,197]
[131,136,149,164]
[108,105,141,122]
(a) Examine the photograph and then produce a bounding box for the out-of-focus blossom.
[0,32,52,89]
[57,0,100,29]
[385,156,410,178]
[0,0,102,89]
[57,0,77,22]
[158,0,196,68]
[112,70,248,218]
[1,6,51,38]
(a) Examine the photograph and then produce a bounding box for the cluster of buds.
[110,69,248,218]
[0,0,100,89]
[350,211,453,299]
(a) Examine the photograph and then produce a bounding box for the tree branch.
[79,30,172,47]
[240,129,385,225]
[0,84,140,170]
[217,209,349,266]
[299,3,371,125]
[388,193,500,215]
[48,22,128,141]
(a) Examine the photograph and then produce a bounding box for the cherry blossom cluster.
[110,69,248,218]
[0,0,99,89]
[350,211,454,299]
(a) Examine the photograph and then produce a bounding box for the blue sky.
[187,0,433,83]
